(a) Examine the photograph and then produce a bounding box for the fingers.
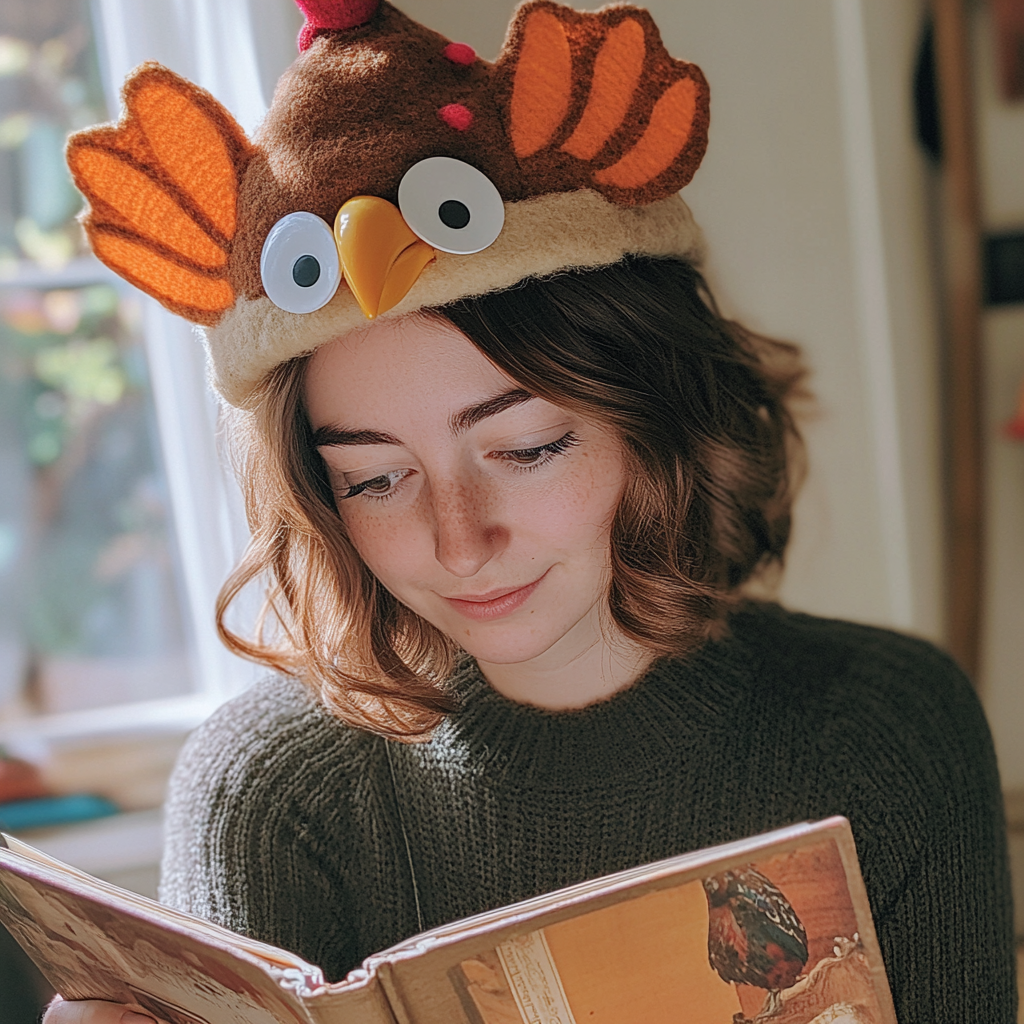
[43,998,158,1024]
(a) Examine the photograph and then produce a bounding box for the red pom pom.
[296,0,379,51]
[443,42,476,66]
[438,104,474,131]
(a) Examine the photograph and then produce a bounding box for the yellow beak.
[334,196,435,319]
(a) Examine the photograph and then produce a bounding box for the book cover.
[0,817,895,1024]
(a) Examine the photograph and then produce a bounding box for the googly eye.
[260,211,341,314]
[397,156,504,255]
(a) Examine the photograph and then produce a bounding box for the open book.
[0,817,896,1024]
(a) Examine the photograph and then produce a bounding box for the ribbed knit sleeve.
[854,641,1015,1022]
[159,677,378,981]
[742,608,1017,1023]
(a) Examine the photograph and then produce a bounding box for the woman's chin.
[447,619,572,668]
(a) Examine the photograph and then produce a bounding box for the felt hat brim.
[205,188,703,408]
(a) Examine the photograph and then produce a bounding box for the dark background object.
[0,922,51,1024]
[993,0,1024,100]
[914,16,943,162]
[984,232,1024,305]
[931,0,985,679]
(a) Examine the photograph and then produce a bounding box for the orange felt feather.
[495,3,709,205]
[68,146,227,269]
[67,63,249,324]
[91,230,234,326]
[99,119,150,166]
[129,76,244,240]
[509,9,573,159]
[594,77,698,190]
[561,18,646,161]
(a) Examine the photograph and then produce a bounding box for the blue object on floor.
[0,794,119,831]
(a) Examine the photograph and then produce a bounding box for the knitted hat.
[66,0,710,408]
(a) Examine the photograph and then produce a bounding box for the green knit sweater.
[159,604,1016,1022]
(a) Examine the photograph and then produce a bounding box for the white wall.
[973,5,1024,789]
[409,0,944,638]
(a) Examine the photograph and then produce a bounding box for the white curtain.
[90,0,301,135]
[84,0,302,706]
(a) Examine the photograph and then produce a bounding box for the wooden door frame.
[931,0,985,679]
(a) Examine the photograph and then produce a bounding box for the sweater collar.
[429,626,757,789]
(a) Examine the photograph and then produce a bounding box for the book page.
[0,819,894,1024]
[3,835,316,972]
[451,841,886,1024]
[0,849,324,1024]
[375,821,896,1024]
[0,840,395,1024]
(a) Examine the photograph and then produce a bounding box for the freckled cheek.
[336,508,435,587]
[508,449,625,552]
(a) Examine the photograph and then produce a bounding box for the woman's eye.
[496,431,581,468]
[397,157,505,255]
[503,448,548,465]
[338,470,410,500]
[260,211,341,314]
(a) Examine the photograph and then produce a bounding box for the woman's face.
[304,315,628,671]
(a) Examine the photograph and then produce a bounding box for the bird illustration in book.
[702,868,809,1022]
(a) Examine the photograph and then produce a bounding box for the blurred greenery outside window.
[0,0,193,721]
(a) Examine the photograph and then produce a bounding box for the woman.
[50,1,1015,1022]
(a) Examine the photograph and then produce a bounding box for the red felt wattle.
[296,0,380,51]
[443,42,477,66]
[437,103,474,131]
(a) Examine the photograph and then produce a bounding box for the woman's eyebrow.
[311,388,534,449]
[311,426,402,448]
[449,388,534,435]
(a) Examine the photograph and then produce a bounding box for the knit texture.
[209,191,702,408]
[160,604,1017,1022]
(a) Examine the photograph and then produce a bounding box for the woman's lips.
[444,572,547,621]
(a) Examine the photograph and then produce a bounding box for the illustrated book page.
[0,836,390,1024]
[0,817,895,1024]
[369,817,897,1024]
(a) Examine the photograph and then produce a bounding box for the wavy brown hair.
[216,257,807,738]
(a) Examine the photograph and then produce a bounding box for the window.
[0,0,300,745]
[0,0,201,739]
[0,279,196,720]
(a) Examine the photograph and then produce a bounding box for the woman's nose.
[429,478,508,578]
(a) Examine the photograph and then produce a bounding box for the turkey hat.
[66,0,710,408]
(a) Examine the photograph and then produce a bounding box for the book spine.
[374,962,415,1024]
[304,976,398,1024]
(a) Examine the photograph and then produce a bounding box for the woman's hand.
[43,996,158,1024]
